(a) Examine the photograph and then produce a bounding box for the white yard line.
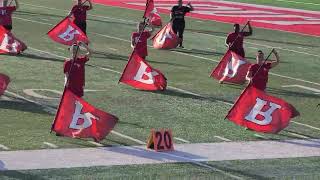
[87,141,104,147]
[0,144,9,150]
[14,17,53,26]
[214,136,232,142]
[5,90,56,114]
[287,132,310,139]
[282,84,320,94]
[253,134,269,140]
[174,137,190,143]
[110,131,146,145]
[43,142,58,148]
[292,121,320,131]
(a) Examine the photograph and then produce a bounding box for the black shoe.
[179,45,184,48]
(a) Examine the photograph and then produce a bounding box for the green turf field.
[226,0,320,11]
[0,0,319,179]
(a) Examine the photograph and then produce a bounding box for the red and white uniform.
[0,7,16,26]
[248,62,272,91]
[131,31,151,58]
[64,56,89,97]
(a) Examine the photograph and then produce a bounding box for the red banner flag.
[210,50,251,84]
[152,23,179,49]
[0,26,27,55]
[144,0,162,27]
[47,17,89,46]
[52,89,118,142]
[227,86,299,133]
[0,73,10,96]
[119,52,167,91]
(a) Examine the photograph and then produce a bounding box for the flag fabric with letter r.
[119,52,167,91]
[226,86,299,133]
[144,0,162,27]
[152,23,179,49]
[47,17,89,46]
[52,89,118,142]
[210,50,251,84]
[0,26,27,55]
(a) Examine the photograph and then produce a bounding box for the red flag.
[144,0,162,27]
[119,52,167,91]
[47,17,89,46]
[0,73,10,96]
[227,86,299,133]
[52,89,118,142]
[210,50,251,84]
[152,23,179,49]
[0,26,27,55]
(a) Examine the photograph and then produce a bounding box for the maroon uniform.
[64,56,89,97]
[248,62,272,91]
[226,32,246,58]
[131,31,151,58]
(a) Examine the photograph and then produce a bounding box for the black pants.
[3,24,12,31]
[172,20,185,46]
[74,21,87,35]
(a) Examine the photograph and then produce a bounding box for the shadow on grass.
[118,120,145,129]
[171,48,224,56]
[0,100,49,115]
[185,28,228,37]
[0,161,46,180]
[17,52,64,63]
[104,146,268,179]
[151,88,234,105]
[91,51,128,61]
[92,50,191,67]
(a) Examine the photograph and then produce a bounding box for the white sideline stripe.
[87,141,104,147]
[27,47,320,133]
[110,131,146,145]
[275,0,320,6]
[0,144,9,150]
[14,8,320,87]
[43,142,58,148]
[214,136,232,142]
[287,132,310,139]
[253,134,269,140]
[174,137,190,143]
[292,121,320,131]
